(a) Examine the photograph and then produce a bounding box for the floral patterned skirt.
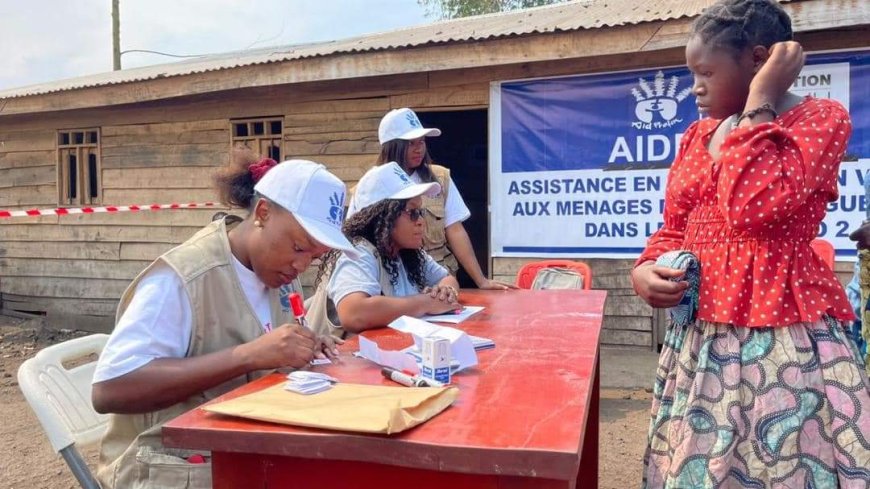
[642,317,870,488]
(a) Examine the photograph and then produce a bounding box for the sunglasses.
[402,208,426,222]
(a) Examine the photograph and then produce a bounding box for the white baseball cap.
[378,108,442,144]
[253,160,357,258]
[347,162,441,218]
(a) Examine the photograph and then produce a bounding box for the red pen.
[289,293,311,330]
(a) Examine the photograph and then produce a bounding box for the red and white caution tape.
[0,202,217,219]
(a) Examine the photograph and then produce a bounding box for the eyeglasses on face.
[402,208,426,222]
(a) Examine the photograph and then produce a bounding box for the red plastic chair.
[515,259,593,290]
[809,238,835,268]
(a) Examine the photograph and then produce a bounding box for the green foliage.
[418,0,568,20]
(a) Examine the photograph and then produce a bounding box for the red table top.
[163,289,606,480]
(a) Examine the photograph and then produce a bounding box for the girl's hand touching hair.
[747,41,805,108]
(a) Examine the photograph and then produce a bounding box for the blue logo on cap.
[393,166,412,185]
[328,192,345,225]
[405,112,421,128]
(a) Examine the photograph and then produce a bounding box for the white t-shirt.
[93,256,271,384]
[327,243,449,307]
[410,170,470,227]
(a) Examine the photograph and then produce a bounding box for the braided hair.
[315,199,428,291]
[692,0,792,56]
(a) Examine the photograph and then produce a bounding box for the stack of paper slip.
[468,334,495,351]
[285,371,337,395]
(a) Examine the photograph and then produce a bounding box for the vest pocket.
[422,203,447,253]
[136,446,212,489]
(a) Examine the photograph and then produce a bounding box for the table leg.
[576,354,599,488]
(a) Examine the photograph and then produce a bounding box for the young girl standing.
[631,0,870,487]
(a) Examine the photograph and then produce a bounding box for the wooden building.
[1,0,868,347]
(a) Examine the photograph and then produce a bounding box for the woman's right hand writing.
[241,324,316,370]
[631,262,689,308]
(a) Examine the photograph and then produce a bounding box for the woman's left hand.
[477,279,517,291]
[424,285,459,304]
[315,334,344,361]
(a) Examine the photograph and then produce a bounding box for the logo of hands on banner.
[631,71,692,130]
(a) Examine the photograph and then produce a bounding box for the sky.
[0,0,433,90]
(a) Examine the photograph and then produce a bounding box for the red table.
[163,289,606,489]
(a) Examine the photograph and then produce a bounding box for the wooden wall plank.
[0,185,56,207]
[604,294,653,317]
[0,224,199,243]
[102,119,227,136]
[2,294,119,317]
[283,110,385,127]
[0,150,56,169]
[604,316,652,332]
[0,214,59,225]
[0,130,56,152]
[45,314,114,333]
[102,188,218,205]
[601,329,652,347]
[0,241,120,260]
[0,165,55,188]
[102,142,224,158]
[120,243,174,261]
[102,152,227,169]
[56,208,230,227]
[390,84,489,109]
[0,276,129,299]
[283,99,390,115]
[284,138,380,156]
[102,167,216,189]
[0,258,148,280]
[283,118,381,136]
[102,130,229,146]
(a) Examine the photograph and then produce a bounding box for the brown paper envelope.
[203,383,459,434]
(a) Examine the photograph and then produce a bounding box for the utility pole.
[112,0,121,70]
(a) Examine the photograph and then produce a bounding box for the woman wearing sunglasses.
[314,162,461,334]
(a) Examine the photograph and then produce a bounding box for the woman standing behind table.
[630,0,869,487]
[350,108,514,290]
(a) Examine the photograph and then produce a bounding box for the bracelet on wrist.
[736,102,778,126]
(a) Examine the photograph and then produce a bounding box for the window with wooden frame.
[57,129,101,206]
[231,117,283,161]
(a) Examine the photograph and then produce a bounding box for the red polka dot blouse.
[637,97,856,327]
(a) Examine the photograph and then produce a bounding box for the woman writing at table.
[313,162,460,335]
[91,154,357,489]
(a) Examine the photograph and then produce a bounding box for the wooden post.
[112,0,121,70]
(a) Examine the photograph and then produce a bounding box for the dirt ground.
[0,316,651,489]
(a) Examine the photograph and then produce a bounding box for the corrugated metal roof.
[0,0,838,100]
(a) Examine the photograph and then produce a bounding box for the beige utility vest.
[96,218,298,489]
[421,164,458,275]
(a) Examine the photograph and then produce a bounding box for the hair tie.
[249,158,278,182]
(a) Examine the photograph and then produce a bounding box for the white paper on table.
[357,335,420,374]
[420,306,485,324]
[388,316,478,372]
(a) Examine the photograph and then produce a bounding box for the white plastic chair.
[17,334,110,489]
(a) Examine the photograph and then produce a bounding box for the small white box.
[420,336,451,384]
